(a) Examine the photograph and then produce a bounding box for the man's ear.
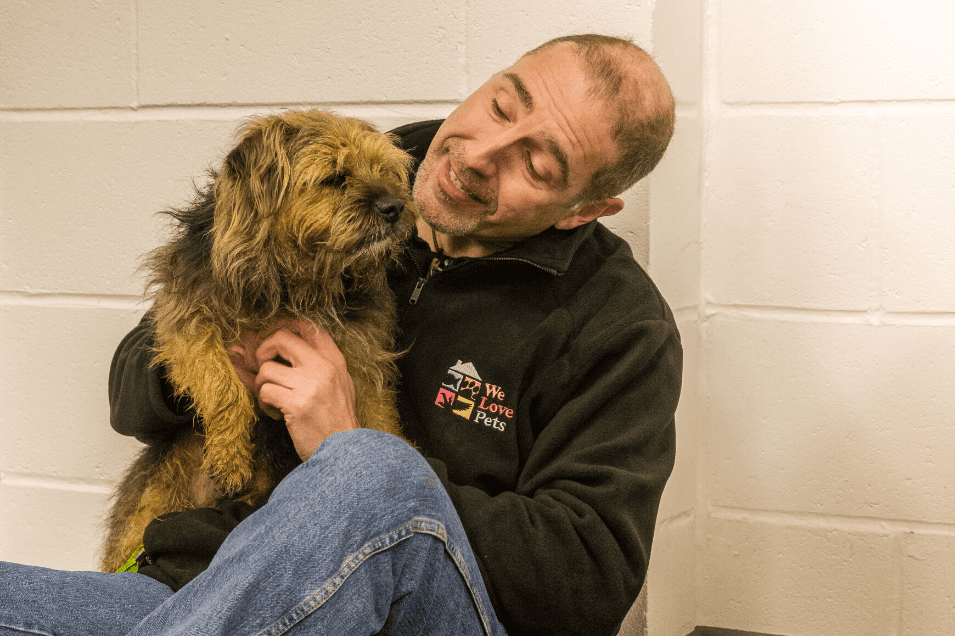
[553,197,625,230]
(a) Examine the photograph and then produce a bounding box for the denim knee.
[270,429,453,527]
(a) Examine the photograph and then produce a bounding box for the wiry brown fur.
[100,110,416,572]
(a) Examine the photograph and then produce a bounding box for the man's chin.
[415,169,493,234]
[420,208,485,238]
[414,191,479,236]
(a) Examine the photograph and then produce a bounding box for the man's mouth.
[447,163,489,206]
[449,165,465,194]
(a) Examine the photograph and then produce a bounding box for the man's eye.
[524,150,545,182]
[492,99,510,122]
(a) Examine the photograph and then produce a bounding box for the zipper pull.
[410,277,427,304]
[409,257,445,305]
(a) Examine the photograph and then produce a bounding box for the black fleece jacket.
[108,120,682,636]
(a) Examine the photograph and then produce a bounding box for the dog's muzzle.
[374,196,404,224]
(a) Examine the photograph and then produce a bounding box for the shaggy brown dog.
[100,109,415,573]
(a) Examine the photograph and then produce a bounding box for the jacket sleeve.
[137,499,260,591]
[109,313,196,444]
[430,313,681,636]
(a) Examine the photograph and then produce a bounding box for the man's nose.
[463,128,520,178]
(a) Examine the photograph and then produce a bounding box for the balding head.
[525,35,675,204]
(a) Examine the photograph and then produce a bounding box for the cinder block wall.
[0,0,662,628]
[646,1,955,635]
[15,3,952,635]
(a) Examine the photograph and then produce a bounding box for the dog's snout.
[374,196,404,224]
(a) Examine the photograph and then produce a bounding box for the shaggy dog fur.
[100,109,415,572]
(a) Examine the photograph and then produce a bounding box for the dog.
[99,109,416,573]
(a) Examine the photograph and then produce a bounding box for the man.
[0,34,681,636]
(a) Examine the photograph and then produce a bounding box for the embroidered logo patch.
[435,360,513,432]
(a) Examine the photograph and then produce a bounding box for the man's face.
[413,43,620,244]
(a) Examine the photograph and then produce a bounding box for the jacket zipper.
[408,254,558,305]
[409,256,447,305]
[481,256,558,275]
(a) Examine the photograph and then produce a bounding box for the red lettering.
[484,384,505,400]
[475,398,514,419]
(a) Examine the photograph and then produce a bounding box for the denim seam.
[255,517,494,636]
[411,518,495,636]
[0,621,50,636]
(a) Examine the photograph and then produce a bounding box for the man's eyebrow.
[503,71,569,189]
[503,72,533,110]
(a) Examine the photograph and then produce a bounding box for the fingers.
[255,381,293,421]
[226,324,352,439]
[252,327,341,397]
[250,324,359,461]
[255,325,346,372]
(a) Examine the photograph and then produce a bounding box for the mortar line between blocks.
[672,306,697,322]
[0,291,144,310]
[657,508,694,530]
[720,100,955,117]
[696,0,721,588]
[0,472,112,495]
[704,303,955,327]
[710,505,955,537]
[0,102,462,123]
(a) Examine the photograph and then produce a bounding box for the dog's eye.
[322,173,348,188]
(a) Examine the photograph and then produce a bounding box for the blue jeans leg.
[0,429,505,635]
[128,428,506,635]
[0,565,172,636]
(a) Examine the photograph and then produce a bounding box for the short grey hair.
[527,34,676,205]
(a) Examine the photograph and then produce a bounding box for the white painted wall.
[645,0,704,632]
[648,1,955,635]
[0,0,660,631]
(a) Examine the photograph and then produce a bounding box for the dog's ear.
[218,118,294,222]
[210,116,296,307]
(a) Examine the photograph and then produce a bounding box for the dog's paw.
[201,451,254,497]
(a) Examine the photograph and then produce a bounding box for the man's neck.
[415,217,514,259]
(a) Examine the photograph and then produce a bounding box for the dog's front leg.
[157,322,257,496]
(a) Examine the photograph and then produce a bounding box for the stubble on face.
[412,140,497,238]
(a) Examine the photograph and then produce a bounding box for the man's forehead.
[496,53,615,191]
[499,71,571,189]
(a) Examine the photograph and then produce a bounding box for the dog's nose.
[374,196,404,224]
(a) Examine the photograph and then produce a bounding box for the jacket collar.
[409,220,596,277]
[478,222,596,275]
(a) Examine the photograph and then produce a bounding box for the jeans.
[0,429,507,636]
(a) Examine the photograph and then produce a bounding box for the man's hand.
[228,322,359,461]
